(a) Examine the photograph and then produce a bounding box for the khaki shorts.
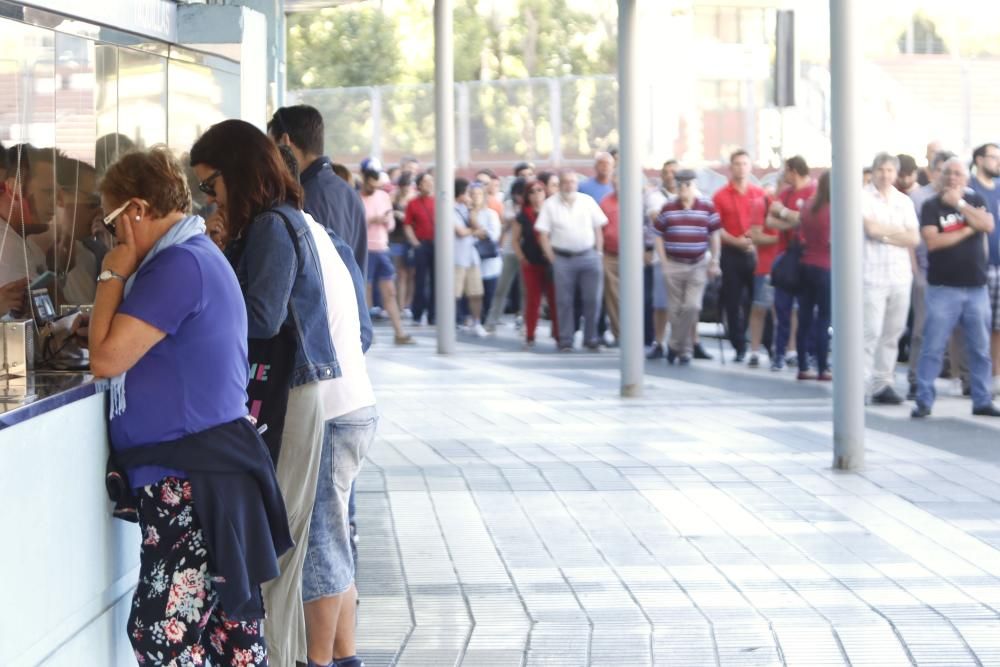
[455,264,485,298]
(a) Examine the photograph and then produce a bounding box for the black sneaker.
[748,354,760,368]
[906,383,917,401]
[734,350,747,363]
[871,386,904,405]
[693,342,713,360]
[973,404,1000,417]
[646,343,664,360]
[666,347,679,364]
[911,403,931,418]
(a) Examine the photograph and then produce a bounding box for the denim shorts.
[752,274,774,308]
[367,250,396,283]
[302,405,377,602]
[389,241,415,267]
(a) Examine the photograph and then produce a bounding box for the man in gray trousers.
[536,170,609,351]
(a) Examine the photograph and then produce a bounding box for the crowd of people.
[339,139,1000,419]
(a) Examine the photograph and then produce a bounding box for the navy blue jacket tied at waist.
[107,418,293,621]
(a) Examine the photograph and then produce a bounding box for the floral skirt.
[128,477,268,667]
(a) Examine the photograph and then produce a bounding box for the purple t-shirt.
[110,233,250,488]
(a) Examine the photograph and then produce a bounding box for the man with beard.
[970,143,1000,394]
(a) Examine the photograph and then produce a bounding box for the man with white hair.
[862,153,921,404]
[913,157,1000,418]
[578,151,616,204]
[536,170,608,351]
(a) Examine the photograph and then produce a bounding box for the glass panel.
[53,32,102,307]
[0,17,56,297]
[117,47,167,149]
[168,58,239,211]
[94,44,120,175]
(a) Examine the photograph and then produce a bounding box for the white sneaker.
[603,330,616,346]
[992,376,1000,396]
[572,330,584,349]
[474,323,488,338]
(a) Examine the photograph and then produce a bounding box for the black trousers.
[720,246,756,354]
[412,240,435,325]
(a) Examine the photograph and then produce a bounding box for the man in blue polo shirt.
[578,151,615,204]
[268,105,368,279]
[969,142,1000,395]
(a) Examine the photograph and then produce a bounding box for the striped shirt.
[654,198,721,263]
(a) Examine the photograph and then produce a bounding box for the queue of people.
[0,104,382,667]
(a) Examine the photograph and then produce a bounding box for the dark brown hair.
[189,119,302,239]
[785,155,809,178]
[811,170,830,214]
[99,146,191,217]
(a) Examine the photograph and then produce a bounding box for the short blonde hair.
[99,146,191,217]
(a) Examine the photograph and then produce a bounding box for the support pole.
[618,0,643,397]
[830,0,865,469]
[434,0,456,354]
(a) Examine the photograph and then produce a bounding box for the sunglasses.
[529,188,545,193]
[198,169,221,197]
[102,199,132,235]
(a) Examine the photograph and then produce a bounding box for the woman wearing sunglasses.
[512,178,559,348]
[191,120,374,667]
[89,147,291,665]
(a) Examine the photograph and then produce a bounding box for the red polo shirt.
[713,182,769,238]
[599,192,620,255]
[404,195,435,241]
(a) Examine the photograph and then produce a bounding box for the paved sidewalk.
[353,325,1000,666]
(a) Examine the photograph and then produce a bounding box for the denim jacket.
[232,202,372,388]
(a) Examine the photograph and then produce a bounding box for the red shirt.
[800,203,831,270]
[713,182,769,238]
[404,195,435,241]
[756,181,819,275]
[599,193,620,255]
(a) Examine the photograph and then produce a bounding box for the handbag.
[771,237,803,293]
[241,209,301,465]
[475,236,499,259]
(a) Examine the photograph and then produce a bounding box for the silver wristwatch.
[97,269,127,283]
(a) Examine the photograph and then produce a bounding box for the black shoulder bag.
[244,209,301,465]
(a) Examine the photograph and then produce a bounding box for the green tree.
[287,7,402,88]
[897,13,948,55]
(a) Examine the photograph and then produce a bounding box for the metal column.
[830,0,865,469]
[618,0,643,397]
[434,0,456,354]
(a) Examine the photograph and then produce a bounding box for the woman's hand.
[102,213,140,278]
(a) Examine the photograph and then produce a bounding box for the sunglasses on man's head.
[198,169,221,197]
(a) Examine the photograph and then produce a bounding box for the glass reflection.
[1,13,240,314]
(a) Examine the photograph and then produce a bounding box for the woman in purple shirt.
[89,148,284,666]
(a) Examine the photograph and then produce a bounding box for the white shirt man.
[536,172,608,351]
[862,153,921,404]
[535,187,608,253]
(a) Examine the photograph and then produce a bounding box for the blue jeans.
[916,285,993,409]
[773,285,793,358]
[796,265,831,373]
